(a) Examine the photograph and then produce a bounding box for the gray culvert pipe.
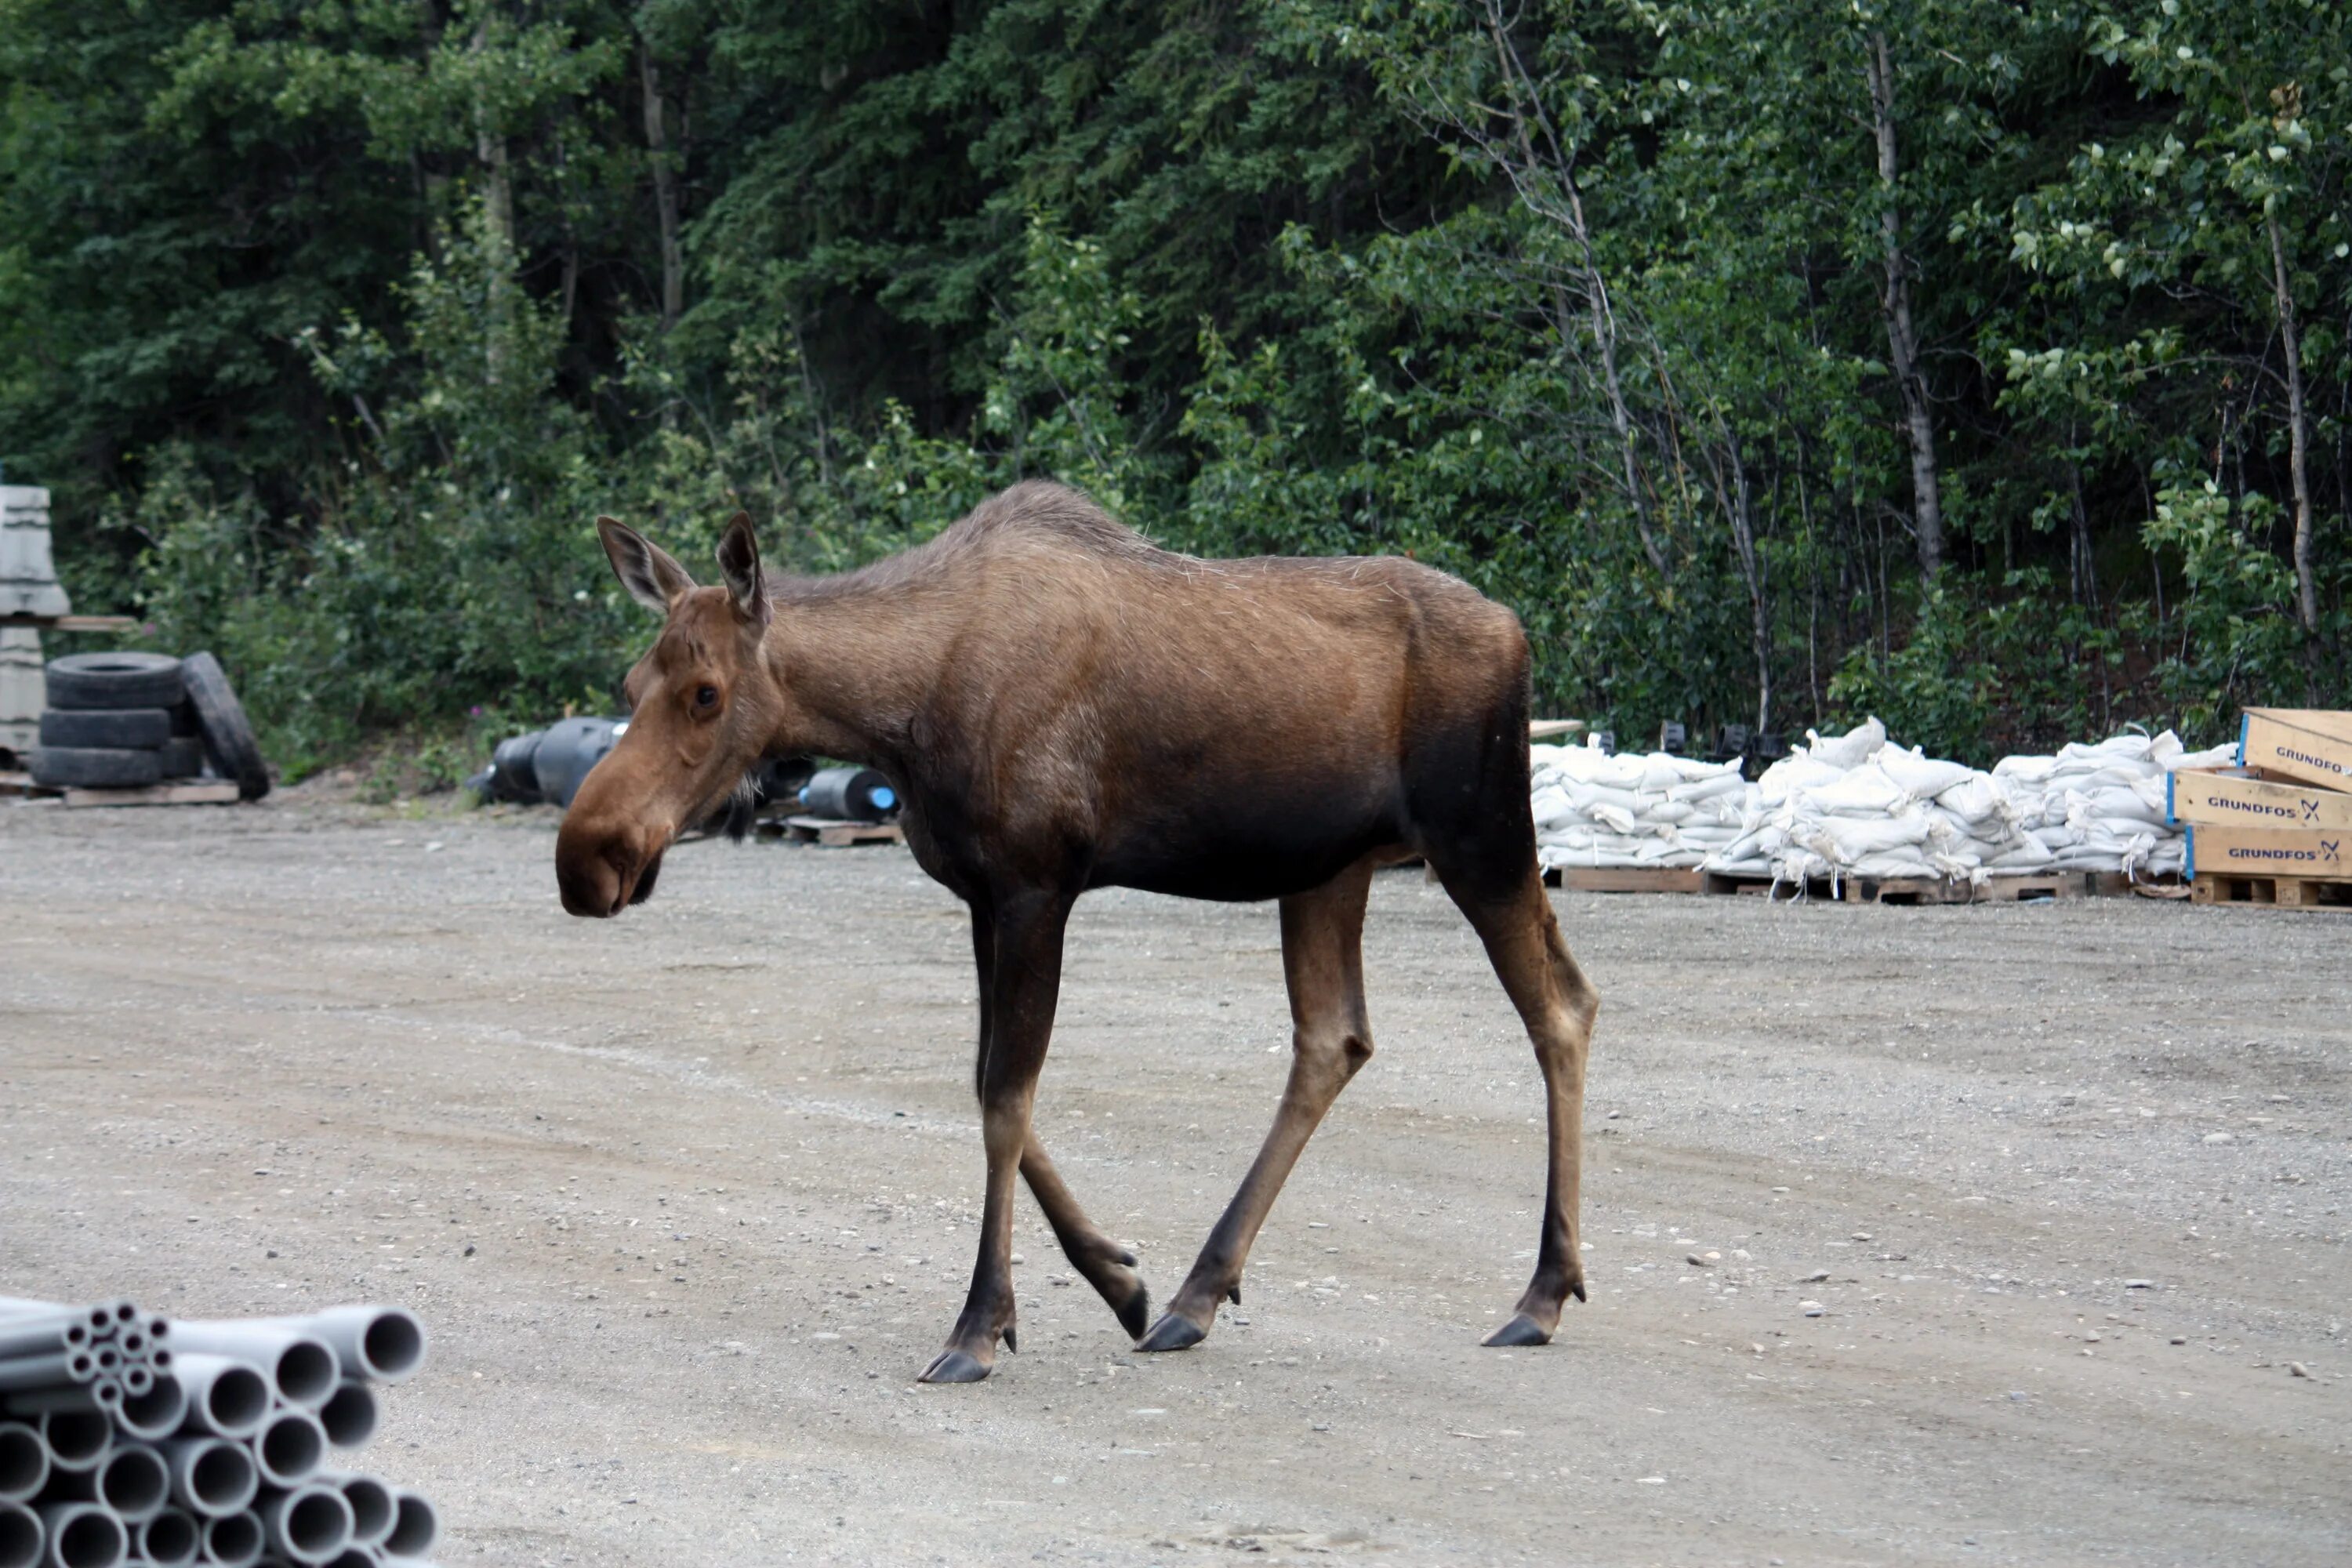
[160,1440,257,1520]
[0,1425,45,1503]
[32,1503,124,1568]
[314,1384,376,1451]
[198,1510,260,1568]
[112,1372,185,1442]
[33,1414,107,1475]
[0,1500,37,1568]
[135,1509,198,1568]
[249,1310,426,1387]
[169,1358,269,1442]
[157,1330,334,1412]
[0,1321,89,1361]
[382,1487,439,1560]
[317,1474,390,1548]
[0,1353,96,1392]
[53,1447,166,1525]
[258,1484,351,1566]
[249,1408,325,1487]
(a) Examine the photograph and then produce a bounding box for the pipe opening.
[118,1364,153,1399]
[316,1385,377,1450]
[0,1503,38,1568]
[271,1342,337,1410]
[39,1411,110,1471]
[198,1366,268,1438]
[0,1426,44,1502]
[139,1509,200,1567]
[202,1510,262,1568]
[332,1475,390,1546]
[45,1506,126,1568]
[117,1374,186,1440]
[355,1313,425,1382]
[184,1442,257,1515]
[277,1489,352,1559]
[383,1490,440,1559]
[98,1444,169,1519]
[256,1412,324,1486]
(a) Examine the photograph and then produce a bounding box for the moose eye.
[695,684,719,710]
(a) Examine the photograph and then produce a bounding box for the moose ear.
[597,515,695,613]
[715,511,771,630]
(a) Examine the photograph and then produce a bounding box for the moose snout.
[555,819,667,917]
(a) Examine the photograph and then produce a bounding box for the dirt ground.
[2,797,2346,1566]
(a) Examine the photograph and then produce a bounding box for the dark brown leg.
[920,891,1070,1384]
[1138,859,1375,1352]
[1442,865,1599,1346]
[968,906,1151,1339]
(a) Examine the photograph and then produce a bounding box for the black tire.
[44,652,186,710]
[30,746,164,789]
[38,707,174,749]
[180,652,270,800]
[158,735,207,779]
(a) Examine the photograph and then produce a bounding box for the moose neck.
[759,567,957,775]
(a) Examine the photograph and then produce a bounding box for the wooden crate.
[60,780,239,808]
[764,813,905,848]
[1546,865,1704,894]
[2169,766,2352,830]
[2190,873,2352,911]
[2238,710,2352,792]
[2185,823,2347,881]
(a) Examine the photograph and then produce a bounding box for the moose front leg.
[920,892,1072,1385]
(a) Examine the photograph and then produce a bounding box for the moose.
[556,481,1599,1382]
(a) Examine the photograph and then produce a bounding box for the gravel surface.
[2,797,2347,1566]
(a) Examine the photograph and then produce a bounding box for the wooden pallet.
[1701,870,2092,905]
[1544,865,1704,894]
[60,780,239,808]
[763,813,905,848]
[2189,873,2352,910]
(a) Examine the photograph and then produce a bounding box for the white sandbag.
[1804,765,1909,817]
[1878,744,1976,800]
[1803,716,1887,769]
[1935,775,2012,827]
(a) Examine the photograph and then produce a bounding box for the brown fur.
[557,481,1599,1381]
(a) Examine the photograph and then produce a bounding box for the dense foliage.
[3,0,2343,773]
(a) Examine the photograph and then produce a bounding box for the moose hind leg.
[1139,859,1375,1353]
[1022,1134,1152,1339]
[1443,864,1599,1347]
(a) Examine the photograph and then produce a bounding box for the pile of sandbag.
[1528,745,1750,869]
[1702,717,2236,887]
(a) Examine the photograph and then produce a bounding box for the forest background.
[3,0,2344,779]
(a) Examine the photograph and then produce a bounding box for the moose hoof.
[1114,1283,1153,1341]
[1135,1312,1207,1353]
[1481,1313,1554,1348]
[918,1348,993,1384]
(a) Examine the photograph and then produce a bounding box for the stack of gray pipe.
[0,1299,441,1568]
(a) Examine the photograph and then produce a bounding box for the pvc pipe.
[159,1330,335,1411]
[316,1552,377,1568]
[111,1373,186,1444]
[0,1354,95,1392]
[135,1509,198,1568]
[249,1408,325,1487]
[381,1490,438,1561]
[0,1323,87,1362]
[33,1413,107,1475]
[51,1447,166,1525]
[318,1474,390,1548]
[249,1311,426,1387]
[0,1305,106,1336]
[198,1511,260,1568]
[111,1367,147,1402]
[315,1385,377,1451]
[0,1500,37,1568]
[258,1484,352,1566]
[31,1503,123,1568]
[160,1440,258,1519]
[170,1358,269,1442]
[0,1425,45,1503]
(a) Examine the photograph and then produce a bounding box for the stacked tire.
[29,651,270,799]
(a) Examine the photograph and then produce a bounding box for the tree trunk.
[1726,430,1772,734]
[641,45,685,336]
[1864,31,1944,578]
[2265,207,2319,637]
[471,20,517,385]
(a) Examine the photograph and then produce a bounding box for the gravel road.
[2,797,2346,1566]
